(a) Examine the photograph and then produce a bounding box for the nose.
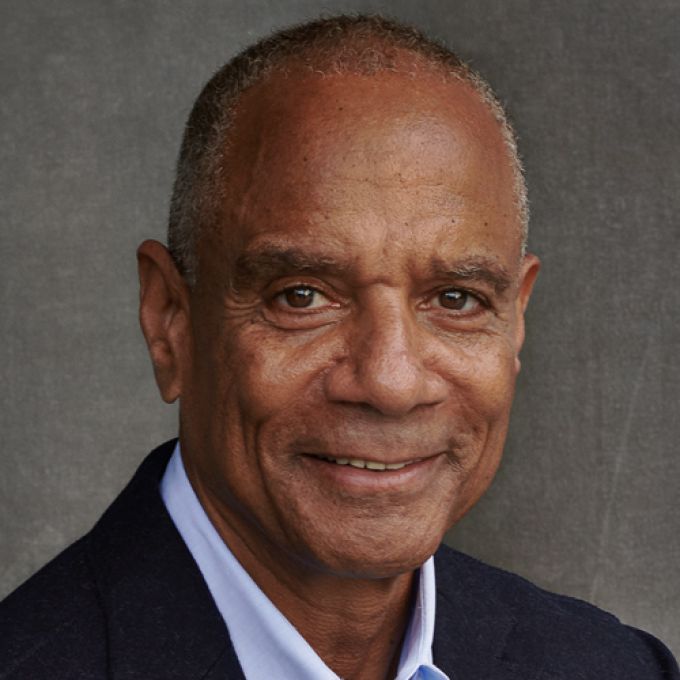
[324,296,448,417]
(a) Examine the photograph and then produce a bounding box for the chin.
[294,523,445,580]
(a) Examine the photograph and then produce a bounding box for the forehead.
[208,66,521,274]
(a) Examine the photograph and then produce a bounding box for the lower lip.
[300,453,445,492]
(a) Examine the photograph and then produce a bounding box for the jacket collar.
[85,440,245,680]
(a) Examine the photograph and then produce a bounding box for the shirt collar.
[161,442,448,680]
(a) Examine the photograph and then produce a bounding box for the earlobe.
[137,240,192,403]
[514,356,522,373]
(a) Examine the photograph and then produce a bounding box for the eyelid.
[268,279,325,296]
[423,285,488,306]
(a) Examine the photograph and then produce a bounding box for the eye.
[274,285,330,310]
[434,288,482,312]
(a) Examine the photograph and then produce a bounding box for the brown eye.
[284,286,316,308]
[437,289,477,311]
[272,285,332,313]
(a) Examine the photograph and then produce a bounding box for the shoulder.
[0,439,220,680]
[0,441,176,679]
[434,544,679,679]
[0,535,107,679]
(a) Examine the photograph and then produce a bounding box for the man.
[1,14,677,680]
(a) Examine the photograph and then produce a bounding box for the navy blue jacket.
[2,440,678,679]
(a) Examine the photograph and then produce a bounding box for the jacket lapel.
[85,440,246,680]
[432,547,552,680]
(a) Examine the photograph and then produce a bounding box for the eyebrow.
[231,245,354,289]
[230,245,513,293]
[429,256,513,293]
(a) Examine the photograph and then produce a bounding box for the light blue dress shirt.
[161,443,449,680]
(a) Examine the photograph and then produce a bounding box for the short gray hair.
[168,14,529,285]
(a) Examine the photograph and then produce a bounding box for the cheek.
[232,327,337,421]
[439,333,518,421]
[440,337,517,514]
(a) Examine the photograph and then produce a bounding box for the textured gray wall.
[2,0,678,656]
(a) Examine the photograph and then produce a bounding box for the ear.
[513,253,541,373]
[137,240,192,403]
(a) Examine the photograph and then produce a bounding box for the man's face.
[178,68,538,578]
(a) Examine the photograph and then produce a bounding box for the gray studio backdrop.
[2,0,679,656]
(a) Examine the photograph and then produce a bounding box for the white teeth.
[316,455,412,471]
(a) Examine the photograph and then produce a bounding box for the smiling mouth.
[307,453,421,471]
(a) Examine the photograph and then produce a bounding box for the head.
[167,15,529,286]
[138,15,539,579]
